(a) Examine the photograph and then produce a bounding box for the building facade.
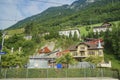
[59,29,80,38]
[68,39,104,62]
[93,22,112,33]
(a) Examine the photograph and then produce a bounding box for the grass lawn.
[6,28,24,35]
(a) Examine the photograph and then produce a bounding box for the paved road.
[0,78,118,80]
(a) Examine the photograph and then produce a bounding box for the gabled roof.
[78,39,104,50]
[94,22,111,29]
[38,47,51,54]
[101,22,111,27]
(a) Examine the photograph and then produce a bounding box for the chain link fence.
[0,68,119,79]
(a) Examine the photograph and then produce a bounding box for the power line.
[0,0,65,21]
[30,0,64,5]
[0,0,64,6]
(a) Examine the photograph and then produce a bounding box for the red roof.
[86,39,103,45]
[78,39,104,50]
[56,50,70,57]
[38,47,51,54]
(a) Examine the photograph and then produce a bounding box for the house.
[38,47,51,54]
[76,41,104,61]
[68,39,104,62]
[93,22,112,33]
[97,61,111,68]
[59,29,80,38]
[28,47,58,68]
[68,38,111,68]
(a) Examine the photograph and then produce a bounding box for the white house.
[98,61,112,68]
[93,27,112,33]
[59,29,80,38]
[27,47,58,68]
[93,22,112,34]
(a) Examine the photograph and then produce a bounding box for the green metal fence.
[0,68,119,79]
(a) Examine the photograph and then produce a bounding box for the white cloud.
[0,0,75,29]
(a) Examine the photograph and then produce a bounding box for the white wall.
[59,29,80,38]
[28,59,48,68]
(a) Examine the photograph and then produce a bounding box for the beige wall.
[75,44,104,58]
[77,44,88,57]
[88,49,103,57]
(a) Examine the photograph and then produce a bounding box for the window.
[74,52,77,56]
[81,52,85,56]
[89,51,95,55]
[98,51,102,55]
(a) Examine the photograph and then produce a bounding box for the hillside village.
[0,20,120,79]
[0,0,120,79]
[27,22,112,69]
[1,20,119,70]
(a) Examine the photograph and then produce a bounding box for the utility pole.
[0,31,6,68]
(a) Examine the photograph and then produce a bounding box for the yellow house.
[69,39,104,61]
[68,39,111,68]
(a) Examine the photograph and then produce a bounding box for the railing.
[0,68,119,79]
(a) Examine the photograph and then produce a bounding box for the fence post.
[46,69,48,78]
[26,68,28,78]
[66,69,67,78]
[4,69,7,78]
[100,68,103,78]
[84,69,86,77]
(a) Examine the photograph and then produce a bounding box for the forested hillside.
[1,0,120,69]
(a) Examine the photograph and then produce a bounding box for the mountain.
[7,5,75,29]
[6,0,95,30]
[7,0,120,30]
[69,0,96,10]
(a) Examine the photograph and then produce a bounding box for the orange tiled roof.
[38,47,51,54]
[86,39,103,45]
[78,39,104,50]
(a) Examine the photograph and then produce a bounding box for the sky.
[0,0,75,29]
